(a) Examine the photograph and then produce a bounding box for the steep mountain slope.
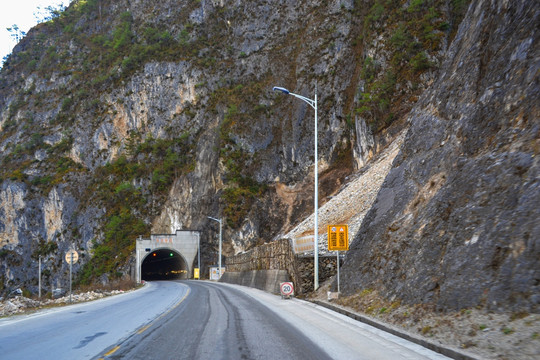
[1,0,467,293]
[3,0,536,315]
[340,0,539,312]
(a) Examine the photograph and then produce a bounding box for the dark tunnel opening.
[141,249,188,280]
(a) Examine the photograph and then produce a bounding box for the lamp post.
[207,216,222,279]
[273,85,319,290]
[196,231,201,280]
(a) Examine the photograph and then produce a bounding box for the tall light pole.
[196,231,201,280]
[273,85,319,290]
[207,216,222,278]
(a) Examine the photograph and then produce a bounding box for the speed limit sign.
[280,282,294,298]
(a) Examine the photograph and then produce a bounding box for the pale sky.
[0,0,71,64]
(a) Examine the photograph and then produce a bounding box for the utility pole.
[69,251,73,303]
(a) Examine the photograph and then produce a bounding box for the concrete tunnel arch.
[141,248,189,280]
[135,230,199,283]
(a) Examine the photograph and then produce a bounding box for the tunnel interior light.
[141,249,187,281]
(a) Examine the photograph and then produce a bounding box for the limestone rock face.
[0,0,536,308]
[340,0,539,312]
[0,182,26,249]
[2,0,388,292]
[0,180,89,291]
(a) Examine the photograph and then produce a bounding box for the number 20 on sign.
[280,282,294,299]
[327,225,349,251]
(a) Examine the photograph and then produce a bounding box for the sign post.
[65,250,79,303]
[327,225,349,294]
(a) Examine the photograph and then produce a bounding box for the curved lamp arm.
[273,86,316,110]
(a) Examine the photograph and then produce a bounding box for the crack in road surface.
[73,332,107,349]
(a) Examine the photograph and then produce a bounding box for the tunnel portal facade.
[135,230,199,282]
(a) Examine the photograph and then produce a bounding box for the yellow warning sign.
[194,268,200,279]
[327,225,349,251]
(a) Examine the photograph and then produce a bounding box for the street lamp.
[196,231,201,280]
[207,216,222,279]
[273,85,319,290]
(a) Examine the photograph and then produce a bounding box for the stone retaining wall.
[225,239,294,272]
[224,239,340,294]
[296,254,340,293]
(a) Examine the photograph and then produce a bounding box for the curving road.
[0,281,450,360]
[106,281,331,360]
[0,281,188,360]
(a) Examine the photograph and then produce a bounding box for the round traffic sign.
[280,282,294,296]
[65,250,79,264]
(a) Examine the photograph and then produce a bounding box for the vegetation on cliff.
[11,0,533,297]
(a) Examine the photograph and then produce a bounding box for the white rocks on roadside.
[0,290,126,317]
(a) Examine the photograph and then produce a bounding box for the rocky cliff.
[340,0,539,312]
[0,0,536,313]
[1,0,459,293]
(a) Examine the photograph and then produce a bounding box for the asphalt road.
[0,281,188,360]
[102,281,450,360]
[0,281,450,360]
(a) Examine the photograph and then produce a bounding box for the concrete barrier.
[219,270,290,294]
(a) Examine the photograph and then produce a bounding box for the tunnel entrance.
[141,249,188,280]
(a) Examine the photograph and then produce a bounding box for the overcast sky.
[0,0,71,64]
